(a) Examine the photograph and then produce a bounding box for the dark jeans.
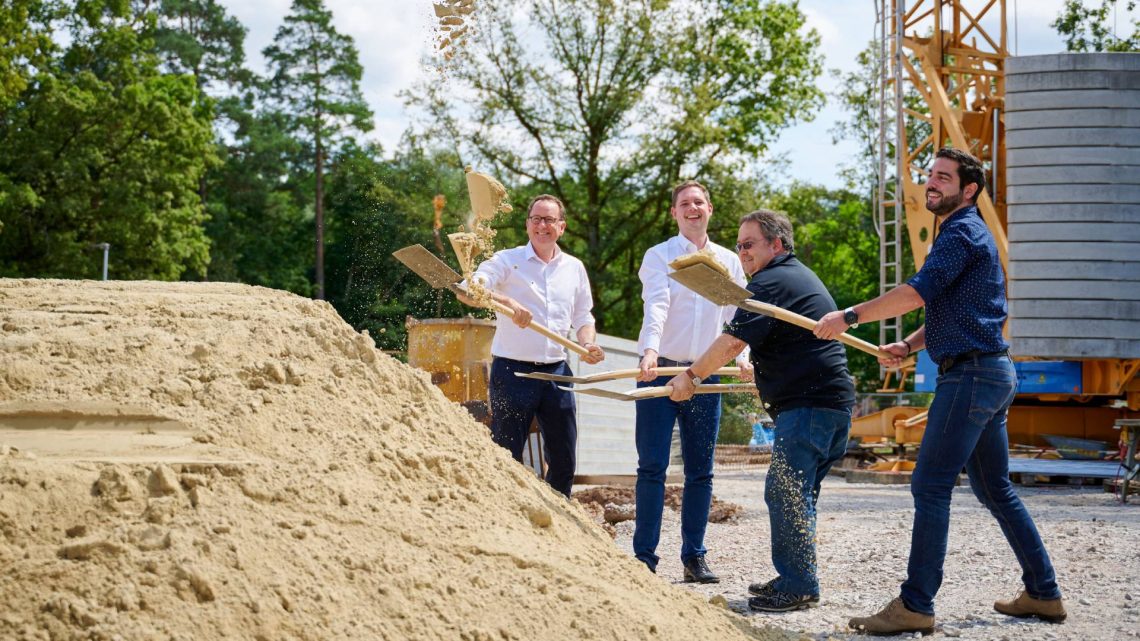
[632,373,721,570]
[488,357,577,498]
[901,353,1061,615]
[766,406,851,596]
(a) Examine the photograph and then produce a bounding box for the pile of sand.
[0,279,791,641]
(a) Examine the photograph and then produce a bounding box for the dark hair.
[739,209,795,253]
[935,147,985,202]
[526,194,565,219]
[670,180,711,207]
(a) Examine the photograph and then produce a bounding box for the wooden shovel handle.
[741,300,886,358]
[487,299,592,358]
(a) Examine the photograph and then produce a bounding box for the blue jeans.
[632,374,720,569]
[488,357,577,498]
[766,406,851,596]
[901,353,1061,615]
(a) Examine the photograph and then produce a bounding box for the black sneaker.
[748,590,820,612]
[748,578,777,597]
[682,556,720,584]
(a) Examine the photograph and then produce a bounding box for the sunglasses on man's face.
[735,240,759,252]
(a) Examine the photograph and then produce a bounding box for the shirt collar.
[944,204,979,223]
[672,233,707,253]
[525,242,561,264]
[761,252,795,272]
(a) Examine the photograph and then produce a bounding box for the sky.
[219,0,1077,189]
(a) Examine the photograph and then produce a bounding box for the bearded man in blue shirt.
[815,147,1065,635]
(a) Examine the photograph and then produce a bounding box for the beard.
[926,189,963,216]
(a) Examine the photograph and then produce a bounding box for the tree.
[323,142,471,350]
[262,0,373,300]
[0,0,215,280]
[1053,0,1138,52]
[409,0,824,335]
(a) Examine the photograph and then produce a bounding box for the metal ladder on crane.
[874,0,905,353]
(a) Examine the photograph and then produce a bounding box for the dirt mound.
[0,279,792,641]
[574,486,744,524]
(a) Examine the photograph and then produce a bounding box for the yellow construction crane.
[862,0,1139,451]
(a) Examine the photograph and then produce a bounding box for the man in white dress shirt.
[632,180,752,582]
[466,194,605,498]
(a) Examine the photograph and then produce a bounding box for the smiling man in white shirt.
[466,194,605,498]
[632,180,752,582]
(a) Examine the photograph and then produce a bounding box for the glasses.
[527,216,563,226]
[735,240,758,252]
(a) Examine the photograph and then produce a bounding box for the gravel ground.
[610,469,1140,640]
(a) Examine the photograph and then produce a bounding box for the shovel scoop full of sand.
[668,248,730,277]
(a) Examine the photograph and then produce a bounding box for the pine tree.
[262,0,372,299]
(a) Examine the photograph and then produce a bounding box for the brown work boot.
[994,590,1067,623]
[849,597,935,636]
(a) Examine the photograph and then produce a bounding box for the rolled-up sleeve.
[906,228,972,305]
[571,261,595,331]
[636,248,670,355]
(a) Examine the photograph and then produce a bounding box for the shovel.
[516,366,742,384]
[668,263,887,359]
[393,244,591,357]
[559,383,756,402]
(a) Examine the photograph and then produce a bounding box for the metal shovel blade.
[393,245,463,290]
[668,263,752,306]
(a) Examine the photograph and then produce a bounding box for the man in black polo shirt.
[815,148,1065,635]
[666,209,854,613]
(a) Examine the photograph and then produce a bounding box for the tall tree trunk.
[315,130,325,300]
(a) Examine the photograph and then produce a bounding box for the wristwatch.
[842,307,859,329]
[684,367,702,387]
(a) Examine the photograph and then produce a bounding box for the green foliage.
[323,143,473,351]
[408,0,824,336]
[1053,0,1138,52]
[0,0,214,280]
[262,0,373,298]
[718,389,766,444]
[202,110,313,294]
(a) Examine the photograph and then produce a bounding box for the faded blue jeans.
[901,353,1061,615]
[632,373,720,570]
[766,406,851,596]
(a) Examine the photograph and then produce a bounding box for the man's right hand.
[877,342,909,368]
[636,350,658,382]
[507,299,532,328]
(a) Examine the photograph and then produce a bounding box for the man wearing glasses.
[666,209,854,612]
[632,180,752,584]
[466,194,605,498]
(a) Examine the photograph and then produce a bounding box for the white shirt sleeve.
[726,251,751,364]
[636,247,670,355]
[471,250,508,290]
[571,260,596,332]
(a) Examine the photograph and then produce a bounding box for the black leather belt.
[657,357,692,367]
[496,356,565,368]
[938,350,1009,375]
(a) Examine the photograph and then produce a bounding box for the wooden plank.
[1010,242,1140,262]
[1010,221,1140,243]
[1008,337,1140,360]
[1009,319,1140,340]
[1008,202,1140,223]
[1007,459,1121,479]
[1006,108,1140,130]
[1010,299,1140,319]
[1006,128,1140,150]
[1011,279,1140,300]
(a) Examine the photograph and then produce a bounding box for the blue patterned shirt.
[906,204,1009,364]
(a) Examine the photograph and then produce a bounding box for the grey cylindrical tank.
[1005,53,1140,359]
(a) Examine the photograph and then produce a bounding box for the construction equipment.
[668,263,887,359]
[871,1,1138,450]
[393,244,591,357]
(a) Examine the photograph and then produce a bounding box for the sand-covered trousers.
[902,353,1061,615]
[766,406,850,597]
